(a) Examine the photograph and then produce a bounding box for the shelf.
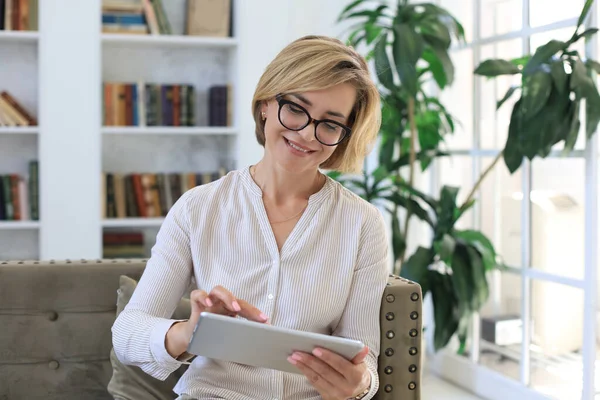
[103,218,164,228]
[0,221,40,230]
[101,33,237,49]
[0,127,38,135]
[102,126,236,136]
[0,31,39,43]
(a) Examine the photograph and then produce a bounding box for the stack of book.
[102,0,170,35]
[101,168,228,219]
[103,231,146,259]
[0,91,36,127]
[103,82,196,127]
[0,160,39,221]
[0,0,38,31]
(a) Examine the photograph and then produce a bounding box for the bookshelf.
[0,0,40,259]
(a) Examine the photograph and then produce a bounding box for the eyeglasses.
[275,94,352,146]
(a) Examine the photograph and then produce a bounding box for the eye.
[324,122,340,132]
[287,104,304,114]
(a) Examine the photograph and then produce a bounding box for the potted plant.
[336,0,503,354]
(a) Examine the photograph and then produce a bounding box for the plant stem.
[401,97,418,264]
[459,149,504,211]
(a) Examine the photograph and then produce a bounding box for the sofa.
[0,259,422,399]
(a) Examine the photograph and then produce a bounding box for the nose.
[297,119,316,142]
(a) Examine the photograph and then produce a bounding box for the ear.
[260,101,269,115]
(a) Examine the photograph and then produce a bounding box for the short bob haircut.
[251,35,381,174]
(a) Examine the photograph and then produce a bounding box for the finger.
[311,347,355,377]
[235,299,269,322]
[290,352,346,389]
[190,290,213,309]
[288,357,341,398]
[351,346,369,365]
[209,285,241,313]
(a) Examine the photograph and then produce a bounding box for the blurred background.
[1,0,599,399]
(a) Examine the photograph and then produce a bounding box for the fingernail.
[292,353,302,361]
[232,301,241,312]
[259,313,269,321]
[206,298,213,307]
[313,348,322,357]
[287,356,297,365]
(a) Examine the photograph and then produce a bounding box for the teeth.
[288,140,310,153]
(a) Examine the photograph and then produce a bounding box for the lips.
[284,137,315,153]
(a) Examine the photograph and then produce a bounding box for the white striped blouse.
[111,166,390,400]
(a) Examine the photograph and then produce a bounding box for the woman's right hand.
[165,285,269,359]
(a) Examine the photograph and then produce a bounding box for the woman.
[112,35,389,400]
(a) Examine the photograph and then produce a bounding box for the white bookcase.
[0,0,243,260]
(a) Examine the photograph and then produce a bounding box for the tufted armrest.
[375,274,422,399]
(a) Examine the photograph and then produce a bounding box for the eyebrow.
[290,93,347,120]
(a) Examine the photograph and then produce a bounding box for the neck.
[252,158,323,204]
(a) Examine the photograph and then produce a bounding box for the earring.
[261,112,266,120]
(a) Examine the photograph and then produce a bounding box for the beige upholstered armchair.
[0,259,422,399]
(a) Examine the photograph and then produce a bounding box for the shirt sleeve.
[332,208,389,399]
[111,190,195,380]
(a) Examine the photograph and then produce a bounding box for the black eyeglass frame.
[275,94,352,146]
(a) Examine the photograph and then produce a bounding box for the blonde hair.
[251,35,381,173]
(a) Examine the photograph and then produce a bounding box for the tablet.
[186,312,365,374]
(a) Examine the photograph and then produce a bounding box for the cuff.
[149,318,189,371]
[363,365,379,400]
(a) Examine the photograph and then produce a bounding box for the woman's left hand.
[288,346,371,400]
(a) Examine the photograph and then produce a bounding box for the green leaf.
[386,192,434,227]
[586,59,600,75]
[392,23,424,97]
[503,100,524,173]
[572,27,599,43]
[421,19,452,49]
[434,233,456,264]
[576,0,594,28]
[422,47,448,88]
[400,246,433,288]
[571,58,595,95]
[338,0,367,21]
[496,85,519,110]
[466,244,489,309]
[389,210,406,266]
[430,45,454,86]
[449,244,475,313]
[378,132,396,169]
[523,40,567,76]
[429,271,459,351]
[550,61,568,94]
[510,55,532,68]
[437,185,460,235]
[586,87,600,138]
[563,101,581,154]
[474,59,521,77]
[374,33,395,91]
[456,311,470,355]
[454,230,498,272]
[394,178,439,209]
[521,70,553,120]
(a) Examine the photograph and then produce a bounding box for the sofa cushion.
[107,275,191,400]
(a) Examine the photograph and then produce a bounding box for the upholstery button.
[385,348,394,357]
[410,292,419,301]
[48,360,59,370]
[384,385,393,393]
[409,347,418,356]
[385,312,394,321]
[48,311,58,321]
[386,294,395,303]
[386,330,395,339]
[384,366,393,375]
[409,328,418,337]
[409,364,417,373]
[409,382,417,390]
[410,311,419,320]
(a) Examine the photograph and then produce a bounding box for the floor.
[422,372,483,400]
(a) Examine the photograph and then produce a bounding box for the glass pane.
[529,280,584,399]
[531,158,584,280]
[529,0,585,28]
[439,0,474,42]
[481,0,522,38]
[530,27,586,151]
[438,155,475,229]
[479,156,523,267]
[479,39,523,150]
[478,271,523,382]
[440,48,474,149]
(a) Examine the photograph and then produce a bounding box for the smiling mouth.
[284,138,315,153]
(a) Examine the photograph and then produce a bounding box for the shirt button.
[268,294,274,300]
